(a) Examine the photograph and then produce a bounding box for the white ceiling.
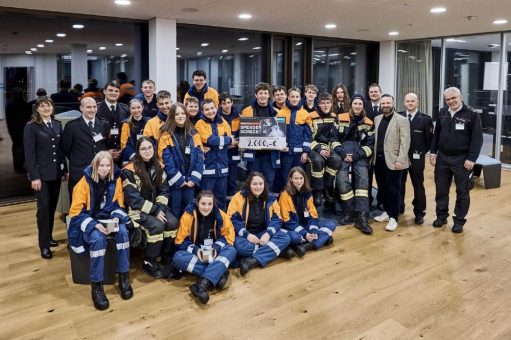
[1,0,510,42]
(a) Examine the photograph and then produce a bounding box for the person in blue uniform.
[227,172,291,276]
[23,96,68,259]
[173,190,236,304]
[120,98,149,165]
[68,151,133,310]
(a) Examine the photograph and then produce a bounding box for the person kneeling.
[279,167,336,256]
[173,191,236,304]
[68,151,132,311]
[121,137,178,279]
[227,172,291,276]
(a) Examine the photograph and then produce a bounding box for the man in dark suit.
[399,93,433,224]
[364,83,382,121]
[62,97,110,198]
[96,80,129,162]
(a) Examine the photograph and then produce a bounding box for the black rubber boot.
[325,236,334,246]
[304,241,316,251]
[339,212,355,226]
[240,257,260,276]
[313,190,323,206]
[118,272,133,300]
[216,271,229,290]
[189,277,211,304]
[279,247,295,260]
[142,258,162,279]
[293,244,307,257]
[91,281,109,310]
[354,212,373,235]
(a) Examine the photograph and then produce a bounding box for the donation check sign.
[239,117,287,150]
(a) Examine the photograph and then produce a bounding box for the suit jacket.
[23,119,67,181]
[96,101,129,149]
[364,101,380,121]
[399,111,433,170]
[62,116,110,182]
[372,112,411,169]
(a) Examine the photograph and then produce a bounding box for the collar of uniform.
[42,117,52,125]
[104,99,117,110]
[371,101,380,107]
[448,105,463,117]
[82,116,95,126]
[406,109,418,120]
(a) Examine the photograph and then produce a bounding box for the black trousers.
[374,155,403,221]
[400,163,426,217]
[35,180,61,249]
[434,152,472,224]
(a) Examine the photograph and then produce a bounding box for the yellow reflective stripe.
[156,195,169,206]
[331,142,341,149]
[311,141,319,149]
[355,189,368,197]
[311,170,324,178]
[164,230,177,238]
[122,179,137,189]
[325,167,338,176]
[146,232,164,243]
[128,210,141,222]
[141,200,153,214]
[340,192,354,201]
[362,146,372,157]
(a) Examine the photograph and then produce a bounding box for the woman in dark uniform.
[23,96,67,259]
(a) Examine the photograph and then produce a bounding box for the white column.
[379,40,396,95]
[71,44,88,87]
[149,18,177,100]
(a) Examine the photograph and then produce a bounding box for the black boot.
[118,272,133,300]
[91,281,109,310]
[189,277,211,304]
[325,236,334,246]
[240,257,260,276]
[339,212,355,226]
[304,242,316,251]
[279,247,295,260]
[160,253,172,266]
[216,271,229,290]
[292,244,307,257]
[142,258,162,279]
[160,262,182,280]
[313,190,323,206]
[354,212,373,235]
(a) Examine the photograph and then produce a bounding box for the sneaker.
[374,211,390,223]
[385,218,398,231]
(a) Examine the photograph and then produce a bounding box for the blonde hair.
[91,151,114,182]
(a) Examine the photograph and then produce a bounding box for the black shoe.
[292,244,307,257]
[279,247,295,260]
[432,218,447,228]
[49,239,59,247]
[159,254,171,265]
[40,247,52,259]
[118,272,133,300]
[216,271,229,290]
[325,236,334,246]
[339,212,354,226]
[304,241,316,251]
[240,257,260,276]
[313,190,323,207]
[414,215,425,225]
[354,212,373,235]
[91,281,109,310]
[189,277,211,304]
[160,263,182,280]
[142,259,162,279]
[452,223,464,233]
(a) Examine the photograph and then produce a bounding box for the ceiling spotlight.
[238,37,249,41]
[176,47,180,50]
[114,0,131,5]
[350,52,357,55]
[25,51,32,54]
[296,42,303,46]
[45,39,54,43]
[249,54,255,58]
[325,24,337,29]
[121,53,127,57]
[201,43,209,47]
[37,44,44,48]
[252,46,261,50]
[87,49,93,53]
[197,51,203,56]
[56,33,66,37]
[493,19,508,25]
[30,47,38,51]
[177,54,181,58]
[221,49,228,53]
[388,31,399,36]
[115,43,123,46]
[397,49,408,53]
[99,46,106,50]
[239,13,252,19]
[73,24,85,29]
[430,7,446,14]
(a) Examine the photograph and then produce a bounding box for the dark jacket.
[96,101,130,150]
[399,111,433,169]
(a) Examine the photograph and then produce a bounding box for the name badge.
[185,146,191,154]
[455,122,465,130]
[110,128,119,135]
[304,210,310,218]
[61,163,65,170]
[136,134,143,140]
[413,153,421,160]
[93,134,104,142]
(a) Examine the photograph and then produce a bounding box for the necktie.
[373,105,378,113]
[46,122,52,130]
[88,121,94,132]
[110,105,115,114]
[408,114,413,122]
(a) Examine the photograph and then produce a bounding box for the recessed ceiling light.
[197,51,203,56]
[249,54,255,58]
[430,7,446,14]
[201,42,209,47]
[87,49,93,53]
[45,39,54,43]
[296,42,303,46]
[252,46,261,50]
[121,53,127,57]
[115,43,124,47]
[73,24,85,29]
[221,49,228,53]
[325,24,337,29]
[30,47,37,51]
[398,49,408,53]
[99,46,106,50]
[350,52,357,55]
[56,33,66,37]
[446,38,466,43]
[489,44,500,48]
[239,13,252,19]
[37,44,44,48]
[493,19,508,25]
[177,54,182,58]
[238,37,249,41]
[388,31,399,36]
[25,51,32,54]
[114,0,131,5]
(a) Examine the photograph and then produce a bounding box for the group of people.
[23,69,483,310]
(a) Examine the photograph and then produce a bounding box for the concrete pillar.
[379,40,396,95]
[71,44,88,87]
[149,18,177,101]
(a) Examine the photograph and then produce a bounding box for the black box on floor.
[68,239,118,284]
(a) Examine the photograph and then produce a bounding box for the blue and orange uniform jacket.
[120,116,149,164]
[277,100,313,155]
[195,113,232,178]
[219,106,241,164]
[184,84,219,112]
[143,110,167,144]
[279,190,319,236]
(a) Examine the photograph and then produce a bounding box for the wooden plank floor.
[1,164,510,340]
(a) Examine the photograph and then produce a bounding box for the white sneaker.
[374,211,389,223]
[385,218,398,231]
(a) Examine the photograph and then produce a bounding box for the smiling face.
[97,157,112,179]
[202,102,217,120]
[250,176,265,198]
[351,98,364,116]
[130,101,143,120]
[290,171,304,191]
[103,85,120,102]
[186,101,199,118]
[80,98,97,120]
[444,90,462,111]
[141,82,155,98]
[404,94,418,112]
[335,87,345,101]
[138,140,154,162]
[255,89,270,106]
[319,99,332,113]
[305,89,317,102]
[368,86,381,102]
[157,97,172,115]
[198,196,214,216]
[380,96,394,115]
[193,75,206,91]
[175,106,187,127]
[273,90,286,106]
[221,98,233,115]
[36,101,54,120]
[288,90,301,106]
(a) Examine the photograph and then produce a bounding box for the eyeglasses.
[139,146,153,152]
[445,95,460,102]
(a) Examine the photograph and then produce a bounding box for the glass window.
[293,38,304,89]
[502,33,511,164]
[272,38,285,86]
[444,34,501,158]
[176,25,262,107]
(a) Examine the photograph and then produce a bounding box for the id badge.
[136,134,143,140]
[455,122,464,130]
[185,146,191,154]
[413,153,420,160]
[60,163,65,170]
[304,210,310,218]
[93,134,104,142]
[110,128,119,135]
